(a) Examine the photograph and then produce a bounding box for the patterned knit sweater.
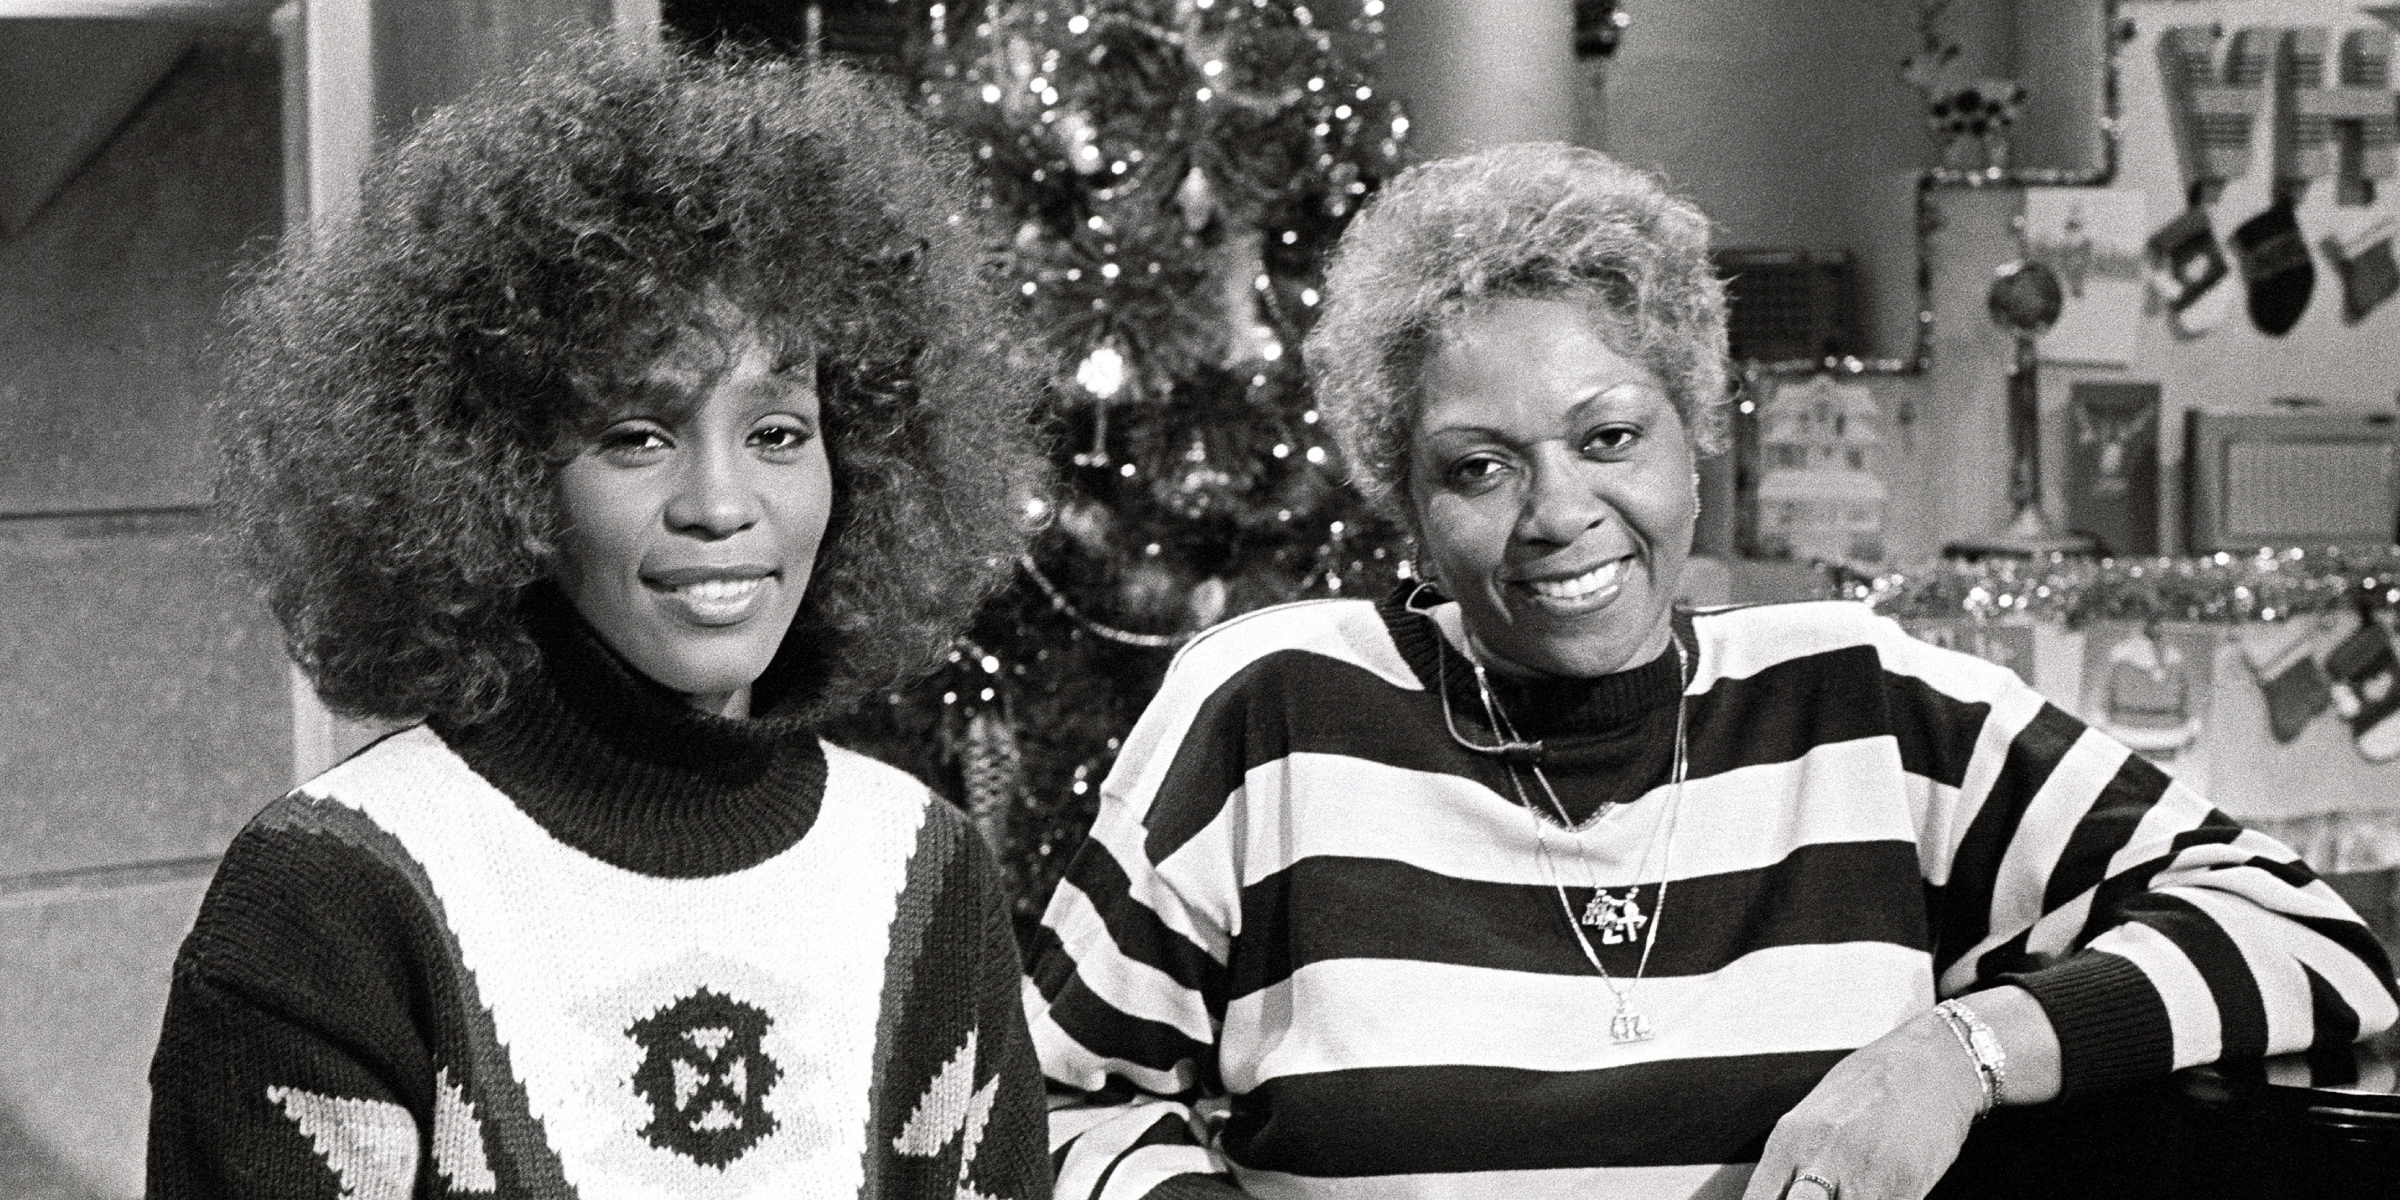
[1027,589,2400,1200]
[147,596,1049,1200]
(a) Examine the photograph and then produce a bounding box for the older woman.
[1025,144,2398,1200]
[148,46,1048,1200]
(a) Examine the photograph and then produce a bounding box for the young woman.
[148,45,1051,1200]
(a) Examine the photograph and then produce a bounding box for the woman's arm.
[148,966,425,1200]
[146,823,435,1200]
[1025,637,1271,1200]
[1027,817,1245,1200]
[1746,615,2396,1200]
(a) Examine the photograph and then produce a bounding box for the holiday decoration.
[826,0,1409,930]
[2237,618,2340,744]
[2024,187,2145,366]
[2327,215,2398,324]
[2157,24,2270,188]
[1752,374,1889,564]
[2229,195,2317,336]
[1902,0,2025,171]
[1850,547,2400,628]
[2325,618,2400,761]
[2063,382,2161,558]
[2144,195,2230,316]
[2082,621,2214,760]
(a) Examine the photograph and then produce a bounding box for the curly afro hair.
[214,41,1044,726]
[1303,143,1730,524]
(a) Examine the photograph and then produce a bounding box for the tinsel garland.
[1846,548,2400,625]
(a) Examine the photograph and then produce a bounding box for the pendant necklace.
[1438,632,1691,1044]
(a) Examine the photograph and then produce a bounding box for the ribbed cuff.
[2004,950,2175,1097]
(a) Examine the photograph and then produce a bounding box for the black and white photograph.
[6,1,2400,1197]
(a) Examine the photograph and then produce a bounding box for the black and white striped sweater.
[147,595,1049,1200]
[1027,589,2398,1200]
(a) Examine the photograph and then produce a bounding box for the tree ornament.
[1075,343,1129,401]
[1056,106,1105,173]
[1117,559,1185,624]
[962,709,1027,865]
[1187,575,1232,629]
[1175,166,1219,231]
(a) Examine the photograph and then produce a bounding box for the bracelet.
[1931,998,2007,1119]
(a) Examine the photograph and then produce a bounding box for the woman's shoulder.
[1166,596,1414,693]
[1688,599,2030,700]
[181,768,453,1001]
[1688,599,1900,670]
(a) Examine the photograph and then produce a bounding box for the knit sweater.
[147,595,1049,1200]
[1027,589,2400,1200]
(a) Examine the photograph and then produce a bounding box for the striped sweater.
[1026,590,2399,1200]
[148,595,1049,1200]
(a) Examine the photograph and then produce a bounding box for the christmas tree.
[826,0,1411,933]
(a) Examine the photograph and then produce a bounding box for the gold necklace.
[1440,635,1690,1044]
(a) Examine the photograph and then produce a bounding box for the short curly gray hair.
[1304,143,1729,520]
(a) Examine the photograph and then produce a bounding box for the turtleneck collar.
[1375,580,1688,826]
[429,584,827,878]
[1378,582,1687,738]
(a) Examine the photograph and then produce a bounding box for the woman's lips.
[644,571,777,626]
[1511,557,1627,615]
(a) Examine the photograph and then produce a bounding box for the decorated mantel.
[1844,551,2400,874]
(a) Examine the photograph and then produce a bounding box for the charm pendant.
[1608,996,1654,1044]
[1581,888,1649,945]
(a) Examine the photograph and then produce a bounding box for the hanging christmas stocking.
[2324,216,2399,325]
[2324,618,2400,762]
[2146,197,2230,314]
[2237,620,2336,743]
[2229,195,2317,336]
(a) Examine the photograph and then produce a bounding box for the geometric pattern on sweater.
[1029,594,2400,1200]
[295,726,931,1199]
[431,1069,498,1192]
[266,1086,417,1200]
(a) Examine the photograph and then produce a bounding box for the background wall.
[0,30,286,1200]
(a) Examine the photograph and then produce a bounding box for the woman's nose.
[1517,448,1606,546]
[663,442,760,537]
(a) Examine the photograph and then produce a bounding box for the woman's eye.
[1445,456,1508,490]
[1583,425,1642,455]
[750,422,815,459]
[595,425,670,465]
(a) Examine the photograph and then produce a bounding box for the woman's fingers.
[1738,1010,1985,1200]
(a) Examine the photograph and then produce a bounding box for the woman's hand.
[1741,987,2061,1200]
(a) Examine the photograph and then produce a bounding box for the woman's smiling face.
[1407,296,1695,679]
[551,322,832,715]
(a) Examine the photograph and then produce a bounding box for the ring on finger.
[1787,1170,1837,1200]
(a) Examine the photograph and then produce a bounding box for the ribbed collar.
[430,585,827,878]
[1376,582,1686,785]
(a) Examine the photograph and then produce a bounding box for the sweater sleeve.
[1025,643,1256,1200]
[960,817,1059,1200]
[1875,617,2400,1096]
[146,825,431,1200]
